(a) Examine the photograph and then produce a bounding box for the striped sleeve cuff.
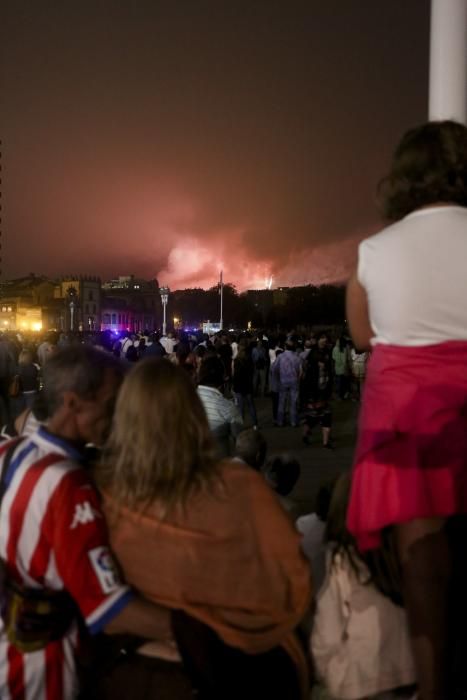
[86,587,134,635]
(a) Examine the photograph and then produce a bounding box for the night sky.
[1,1,430,290]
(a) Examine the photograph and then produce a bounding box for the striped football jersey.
[0,427,132,700]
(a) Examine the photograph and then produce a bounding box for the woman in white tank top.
[346,120,467,700]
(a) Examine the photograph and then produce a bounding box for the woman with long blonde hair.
[99,356,218,517]
[97,358,311,699]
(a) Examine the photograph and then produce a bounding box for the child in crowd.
[234,427,267,471]
[296,480,335,594]
[311,472,416,700]
[263,454,301,521]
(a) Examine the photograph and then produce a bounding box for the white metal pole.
[219,270,223,331]
[160,288,169,336]
[429,0,467,123]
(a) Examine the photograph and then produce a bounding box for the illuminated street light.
[159,286,170,336]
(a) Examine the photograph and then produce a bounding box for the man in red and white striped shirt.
[0,345,172,699]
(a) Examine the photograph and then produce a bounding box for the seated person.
[97,359,312,699]
[296,480,335,593]
[311,473,416,700]
[234,427,267,471]
[263,455,301,521]
[0,346,173,700]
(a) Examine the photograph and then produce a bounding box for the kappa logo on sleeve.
[70,501,102,529]
[88,546,122,594]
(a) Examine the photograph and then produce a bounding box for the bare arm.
[104,596,173,642]
[346,270,373,351]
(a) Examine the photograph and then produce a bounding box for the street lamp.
[159,286,170,336]
[69,300,75,332]
[67,286,78,333]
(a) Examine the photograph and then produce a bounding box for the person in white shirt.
[160,331,176,355]
[296,481,334,594]
[119,333,135,359]
[346,120,467,700]
[197,355,243,458]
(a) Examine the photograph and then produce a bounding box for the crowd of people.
[0,325,367,453]
[0,331,413,700]
[0,118,466,700]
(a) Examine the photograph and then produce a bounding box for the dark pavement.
[249,396,360,516]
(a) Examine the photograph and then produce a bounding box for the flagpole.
[219,270,223,331]
[429,0,466,123]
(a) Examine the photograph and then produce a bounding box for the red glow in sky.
[1,1,430,288]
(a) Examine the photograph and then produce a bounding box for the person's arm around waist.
[104,595,173,641]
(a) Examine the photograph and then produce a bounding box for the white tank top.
[357,206,467,346]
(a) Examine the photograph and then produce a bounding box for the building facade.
[0,274,161,333]
[101,276,160,332]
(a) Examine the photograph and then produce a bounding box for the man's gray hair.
[43,344,125,416]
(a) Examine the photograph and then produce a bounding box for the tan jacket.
[104,460,312,697]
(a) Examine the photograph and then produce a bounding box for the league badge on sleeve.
[88,546,122,594]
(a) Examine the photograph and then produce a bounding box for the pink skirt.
[347,341,467,551]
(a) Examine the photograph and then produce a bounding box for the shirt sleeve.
[47,466,133,634]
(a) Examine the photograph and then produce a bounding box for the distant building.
[56,275,102,331]
[100,275,160,332]
[0,273,162,333]
[0,275,55,332]
[102,275,147,291]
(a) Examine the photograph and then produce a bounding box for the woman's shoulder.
[103,461,283,535]
[359,219,406,253]
[360,206,465,254]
